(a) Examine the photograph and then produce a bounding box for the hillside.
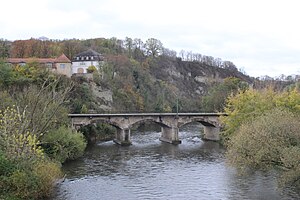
[71,55,252,113]
[1,37,254,113]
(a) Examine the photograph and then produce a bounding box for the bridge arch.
[178,117,219,128]
[89,119,122,130]
[128,118,170,130]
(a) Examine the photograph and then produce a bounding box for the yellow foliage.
[0,106,44,162]
[221,87,300,142]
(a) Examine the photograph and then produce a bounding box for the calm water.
[52,123,300,200]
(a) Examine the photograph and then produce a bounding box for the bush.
[4,160,61,200]
[221,88,300,143]
[226,108,300,187]
[86,65,97,73]
[0,151,16,176]
[32,161,62,197]
[79,123,116,143]
[221,88,276,142]
[42,126,87,163]
[8,170,40,199]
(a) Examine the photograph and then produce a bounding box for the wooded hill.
[1,37,294,113]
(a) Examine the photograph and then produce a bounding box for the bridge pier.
[113,128,132,146]
[160,126,182,144]
[203,126,220,141]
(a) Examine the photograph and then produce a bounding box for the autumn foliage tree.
[226,108,300,187]
[222,87,300,188]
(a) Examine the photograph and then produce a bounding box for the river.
[52,123,300,200]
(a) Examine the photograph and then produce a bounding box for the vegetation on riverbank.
[0,62,87,199]
[221,86,300,188]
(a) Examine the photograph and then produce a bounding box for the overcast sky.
[1,0,300,77]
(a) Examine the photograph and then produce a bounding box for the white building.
[72,49,104,74]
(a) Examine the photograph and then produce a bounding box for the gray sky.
[1,0,300,77]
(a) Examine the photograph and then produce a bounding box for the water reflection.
[52,123,300,200]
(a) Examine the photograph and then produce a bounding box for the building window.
[86,56,89,60]
[60,64,65,69]
[81,57,84,60]
[46,63,52,68]
[91,56,94,60]
[77,57,79,60]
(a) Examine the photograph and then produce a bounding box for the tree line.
[0,37,241,73]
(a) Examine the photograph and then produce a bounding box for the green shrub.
[0,151,16,176]
[5,159,61,200]
[8,170,40,199]
[86,65,97,73]
[42,126,87,163]
[79,123,116,143]
[226,108,300,187]
[0,151,17,198]
[32,161,62,197]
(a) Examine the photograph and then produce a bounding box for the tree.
[221,88,300,142]
[124,37,133,58]
[145,38,163,57]
[161,48,177,59]
[226,108,300,187]
[0,106,44,162]
[201,77,248,112]
[0,62,15,88]
[0,39,10,58]
[11,40,26,58]
[222,61,238,71]
[10,75,74,138]
[63,39,82,59]
[133,38,145,60]
[179,50,186,60]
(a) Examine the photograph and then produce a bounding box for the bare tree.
[161,47,177,59]
[11,75,74,138]
[133,38,145,60]
[179,50,186,60]
[145,38,163,57]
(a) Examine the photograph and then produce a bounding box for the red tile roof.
[55,54,71,63]
[7,54,71,64]
[7,58,55,64]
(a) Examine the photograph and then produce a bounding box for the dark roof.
[73,49,104,62]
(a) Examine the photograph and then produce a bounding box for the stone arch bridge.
[68,113,226,145]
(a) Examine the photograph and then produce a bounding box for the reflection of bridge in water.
[68,113,226,145]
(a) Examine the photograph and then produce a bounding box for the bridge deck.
[68,113,227,118]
